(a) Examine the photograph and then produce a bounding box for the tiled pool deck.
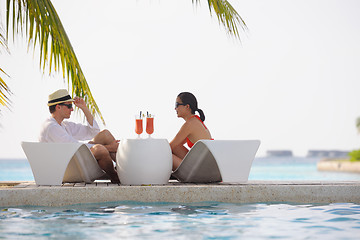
[1,180,360,207]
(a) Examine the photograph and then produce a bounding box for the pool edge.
[1,181,360,207]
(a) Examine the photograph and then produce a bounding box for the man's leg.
[89,130,118,161]
[90,144,120,183]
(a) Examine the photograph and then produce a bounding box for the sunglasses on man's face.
[59,103,73,109]
[175,102,187,108]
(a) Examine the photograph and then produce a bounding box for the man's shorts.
[85,143,95,149]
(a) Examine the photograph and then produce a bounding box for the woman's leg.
[172,145,188,171]
[172,154,183,171]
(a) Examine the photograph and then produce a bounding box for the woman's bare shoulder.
[187,116,203,125]
[184,117,198,128]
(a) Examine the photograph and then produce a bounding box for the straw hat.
[47,89,74,106]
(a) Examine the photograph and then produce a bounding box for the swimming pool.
[1,201,359,239]
[1,158,360,239]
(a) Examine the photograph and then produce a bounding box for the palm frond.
[356,117,360,133]
[0,31,10,53]
[201,0,248,41]
[6,0,104,124]
[0,68,11,108]
[0,19,11,110]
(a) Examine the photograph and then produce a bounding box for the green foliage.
[0,68,11,109]
[348,149,360,162]
[206,0,248,41]
[1,0,247,124]
[6,0,105,124]
[356,117,360,133]
[0,28,11,109]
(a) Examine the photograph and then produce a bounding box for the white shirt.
[39,117,100,143]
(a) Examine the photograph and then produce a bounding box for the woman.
[170,92,213,170]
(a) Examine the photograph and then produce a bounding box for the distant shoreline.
[317,159,360,173]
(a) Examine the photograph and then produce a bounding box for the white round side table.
[116,138,172,185]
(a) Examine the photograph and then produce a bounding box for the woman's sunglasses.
[59,103,73,109]
[175,102,187,108]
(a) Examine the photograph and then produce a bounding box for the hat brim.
[48,99,74,107]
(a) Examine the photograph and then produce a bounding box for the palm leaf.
[193,0,247,41]
[356,117,360,133]
[2,0,247,123]
[6,0,104,124]
[0,68,11,108]
[0,31,9,52]
[0,23,11,109]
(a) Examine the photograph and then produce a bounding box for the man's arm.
[74,97,94,126]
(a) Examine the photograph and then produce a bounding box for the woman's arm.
[170,123,191,166]
[170,122,191,151]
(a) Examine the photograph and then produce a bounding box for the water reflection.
[1,202,360,239]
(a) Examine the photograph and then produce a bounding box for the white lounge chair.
[171,140,260,183]
[21,142,107,186]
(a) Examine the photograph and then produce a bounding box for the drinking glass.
[146,115,154,138]
[135,116,143,138]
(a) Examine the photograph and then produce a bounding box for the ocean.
[1,156,360,181]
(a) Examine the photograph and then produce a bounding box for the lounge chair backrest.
[21,142,106,185]
[172,140,260,183]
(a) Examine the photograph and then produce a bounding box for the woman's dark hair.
[178,92,205,121]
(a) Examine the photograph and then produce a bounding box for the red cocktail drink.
[135,118,143,137]
[146,117,154,136]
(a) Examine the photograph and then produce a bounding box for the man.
[39,89,120,183]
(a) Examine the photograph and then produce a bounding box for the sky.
[1,0,360,158]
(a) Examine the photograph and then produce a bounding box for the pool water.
[1,201,360,239]
[1,158,360,239]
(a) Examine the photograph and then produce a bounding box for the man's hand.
[73,97,87,110]
[73,96,94,126]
